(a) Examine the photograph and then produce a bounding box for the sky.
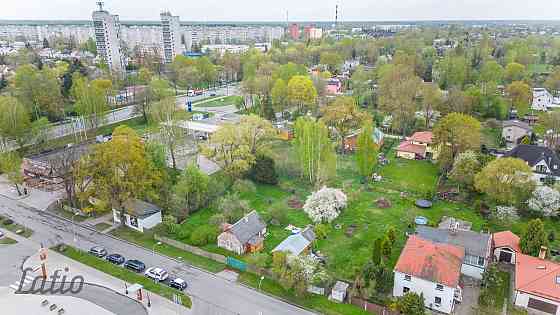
[3,0,560,21]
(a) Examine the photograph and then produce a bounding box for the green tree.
[474,158,535,206]
[394,292,426,315]
[372,237,383,264]
[148,97,184,169]
[0,96,32,149]
[271,79,288,113]
[248,154,279,185]
[433,113,481,171]
[419,82,443,128]
[355,121,378,179]
[71,75,109,131]
[449,151,481,191]
[320,96,369,153]
[504,62,526,83]
[506,81,532,117]
[350,65,373,106]
[13,65,63,120]
[0,152,24,196]
[520,219,549,257]
[287,75,318,113]
[293,117,336,185]
[76,126,162,221]
[320,51,343,73]
[173,164,210,218]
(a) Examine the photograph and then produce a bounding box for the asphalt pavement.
[0,195,314,315]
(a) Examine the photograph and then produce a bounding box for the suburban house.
[396,131,438,160]
[502,120,532,145]
[514,252,560,314]
[325,78,342,95]
[217,211,266,255]
[504,144,560,184]
[393,235,465,314]
[272,226,316,256]
[416,225,492,279]
[532,88,560,111]
[343,127,385,152]
[112,199,163,233]
[492,230,521,264]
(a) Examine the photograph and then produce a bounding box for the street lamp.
[152,241,162,256]
[71,212,80,243]
[258,276,265,290]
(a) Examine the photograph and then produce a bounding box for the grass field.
[0,215,33,238]
[0,237,17,245]
[55,245,192,308]
[194,95,242,107]
[94,222,112,232]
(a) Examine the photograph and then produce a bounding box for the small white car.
[144,267,169,282]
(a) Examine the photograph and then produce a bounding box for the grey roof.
[272,227,315,256]
[123,199,161,218]
[504,144,560,177]
[503,120,531,131]
[415,226,490,257]
[229,211,266,244]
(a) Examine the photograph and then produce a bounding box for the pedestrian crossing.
[9,274,35,291]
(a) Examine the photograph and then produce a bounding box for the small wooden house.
[217,211,266,255]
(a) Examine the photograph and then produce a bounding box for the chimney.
[539,246,548,260]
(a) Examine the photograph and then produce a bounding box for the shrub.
[3,219,14,225]
[190,225,219,246]
[209,213,227,226]
[162,215,179,235]
[269,206,288,225]
[314,224,330,239]
[232,179,257,194]
[177,228,191,241]
[246,252,269,269]
[248,154,279,185]
[548,231,556,242]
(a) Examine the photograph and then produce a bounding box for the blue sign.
[187,100,192,112]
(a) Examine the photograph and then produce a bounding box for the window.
[436,284,444,291]
[556,275,560,285]
[536,165,548,173]
[404,274,411,281]
[478,256,485,266]
[403,287,410,294]
[434,297,442,306]
[465,254,485,267]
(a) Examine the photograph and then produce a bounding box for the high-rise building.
[92,2,124,72]
[160,11,183,63]
[288,23,300,40]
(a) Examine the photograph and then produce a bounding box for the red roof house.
[396,131,437,160]
[514,253,560,313]
[492,231,521,264]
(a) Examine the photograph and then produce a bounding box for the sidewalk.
[0,176,62,211]
[23,247,191,315]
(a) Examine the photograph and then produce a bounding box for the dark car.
[124,259,146,273]
[106,253,126,265]
[89,246,107,258]
[209,92,217,96]
[169,278,188,290]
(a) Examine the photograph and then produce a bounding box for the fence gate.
[226,257,247,272]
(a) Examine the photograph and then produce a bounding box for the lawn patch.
[94,222,112,232]
[0,215,33,238]
[0,237,17,245]
[55,245,191,308]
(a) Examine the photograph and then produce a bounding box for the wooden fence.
[349,297,399,315]
[154,234,227,264]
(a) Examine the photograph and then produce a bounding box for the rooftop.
[416,226,491,257]
[409,131,433,144]
[395,236,464,287]
[504,144,560,177]
[226,210,266,244]
[516,253,560,302]
[493,231,521,252]
[123,199,161,218]
[272,227,315,256]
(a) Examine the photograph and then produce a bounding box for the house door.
[528,298,558,314]
[499,250,513,263]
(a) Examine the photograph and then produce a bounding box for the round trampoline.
[415,199,433,208]
[415,216,428,225]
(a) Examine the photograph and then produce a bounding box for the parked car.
[169,277,188,290]
[144,267,169,281]
[89,246,107,258]
[209,92,217,97]
[124,259,146,273]
[106,253,126,265]
[0,231,4,238]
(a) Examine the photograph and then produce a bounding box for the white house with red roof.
[396,131,439,160]
[514,253,560,314]
[493,231,521,264]
[393,235,465,314]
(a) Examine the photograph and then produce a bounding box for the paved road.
[0,196,314,315]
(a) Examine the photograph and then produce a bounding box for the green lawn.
[50,206,89,222]
[0,215,33,238]
[0,237,17,245]
[110,227,225,273]
[527,63,552,74]
[94,222,112,232]
[55,245,192,308]
[239,272,370,315]
[194,96,242,107]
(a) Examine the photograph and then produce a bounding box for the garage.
[498,249,513,263]
[528,298,558,314]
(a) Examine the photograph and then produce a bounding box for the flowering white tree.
[494,206,520,222]
[303,186,347,223]
[528,186,560,217]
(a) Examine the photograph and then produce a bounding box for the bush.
[209,213,227,226]
[190,225,219,246]
[207,176,228,200]
[269,207,288,225]
[549,231,556,242]
[248,154,279,185]
[3,219,14,226]
[177,228,190,241]
[314,224,330,239]
[232,179,257,194]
